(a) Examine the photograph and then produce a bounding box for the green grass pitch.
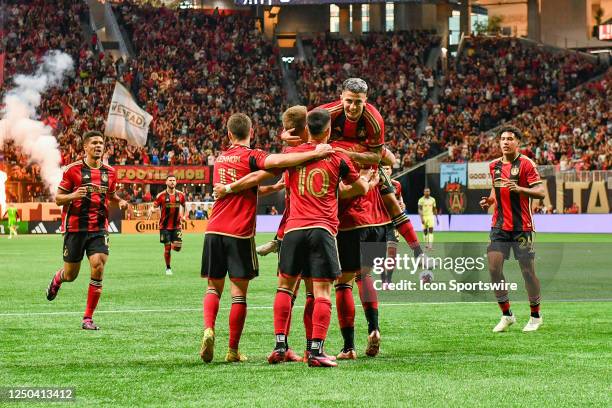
[1,232,610,407]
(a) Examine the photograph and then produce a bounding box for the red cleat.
[307,353,338,367]
[284,348,303,362]
[267,349,285,364]
[46,273,62,301]
[304,350,337,361]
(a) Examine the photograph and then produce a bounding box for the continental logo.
[123,220,208,234]
[109,102,146,129]
[82,183,109,193]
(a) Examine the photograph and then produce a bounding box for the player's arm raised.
[262,144,332,168]
[214,170,277,199]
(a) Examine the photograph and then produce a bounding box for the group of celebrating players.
[45,77,545,368]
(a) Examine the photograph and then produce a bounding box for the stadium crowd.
[1,1,609,202]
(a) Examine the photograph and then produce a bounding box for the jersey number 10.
[297,166,330,198]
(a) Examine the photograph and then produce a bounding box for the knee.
[90,260,105,277]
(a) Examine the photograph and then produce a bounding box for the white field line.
[0,299,610,317]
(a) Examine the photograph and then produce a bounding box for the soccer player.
[418,188,437,250]
[4,205,19,239]
[381,165,404,285]
[149,175,186,275]
[45,131,128,330]
[200,113,333,363]
[268,109,368,367]
[480,125,545,333]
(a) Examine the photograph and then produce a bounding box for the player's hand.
[118,200,129,210]
[314,143,333,157]
[502,179,522,193]
[280,128,302,146]
[71,186,88,200]
[213,183,227,199]
[400,202,406,212]
[479,196,495,210]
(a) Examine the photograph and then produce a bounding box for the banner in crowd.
[467,162,492,189]
[122,219,208,234]
[440,163,467,188]
[105,82,152,147]
[115,166,211,184]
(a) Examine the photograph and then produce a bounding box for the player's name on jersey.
[122,220,208,234]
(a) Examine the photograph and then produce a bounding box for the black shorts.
[63,231,109,263]
[160,229,182,244]
[385,223,398,243]
[278,228,341,281]
[378,167,396,196]
[337,226,388,272]
[201,233,258,280]
[487,228,535,260]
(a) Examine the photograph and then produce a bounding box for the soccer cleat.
[165,268,173,276]
[199,328,215,363]
[522,316,543,332]
[81,318,99,330]
[307,353,338,368]
[492,315,516,332]
[284,348,303,362]
[267,348,285,364]
[365,330,381,357]
[46,275,61,301]
[336,348,357,360]
[225,349,248,362]
[256,240,279,256]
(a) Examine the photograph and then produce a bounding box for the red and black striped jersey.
[207,145,269,238]
[154,190,186,230]
[58,160,117,233]
[317,100,384,149]
[489,154,542,232]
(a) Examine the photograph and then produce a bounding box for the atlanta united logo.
[510,167,519,176]
[445,182,467,214]
[101,173,108,182]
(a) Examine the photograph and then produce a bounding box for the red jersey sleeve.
[522,158,542,186]
[249,149,269,171]
[58,166,75,192]
[154,193,163,207]
[107,169,117,195]
[180,192,186,206]
[363,104,384,149]
[338,154,360,185]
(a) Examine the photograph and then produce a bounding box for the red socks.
[357,274,379,309]
[164,244,171,268]
[303,292,315,339]
[273,288,293,335]
[84,278,102,319]
[335,283,355,329]
[229,296,247,349]
[311,297,332,340]
[203,289,220,329]
[392,213,420,250]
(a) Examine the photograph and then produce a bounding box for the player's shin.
[203,288,220,329]
[335,281,355,351]
[229,295,247,350]
[391,212,423,257]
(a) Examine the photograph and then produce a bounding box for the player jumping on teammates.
[200,113,333,363]
[418,188,437,250]
[4,205,20,239]
[268,109,368,367]
[149,175,186,276]
[46,131,128,330]
[480,125,546,333]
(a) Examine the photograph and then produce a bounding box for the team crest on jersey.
[63,246,68,257]
[101,173,108,182]
[510,167,519,176]
[444,182,466,214]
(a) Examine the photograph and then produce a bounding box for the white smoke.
[0,51,74,195]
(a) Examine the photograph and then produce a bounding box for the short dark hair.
[342,78,368,94]
[82,130,104,146]
[307,109,331,137]
[166,174,176,180]
[498,125,523,140]
[227,113,252,140]
[282,105,307,132]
